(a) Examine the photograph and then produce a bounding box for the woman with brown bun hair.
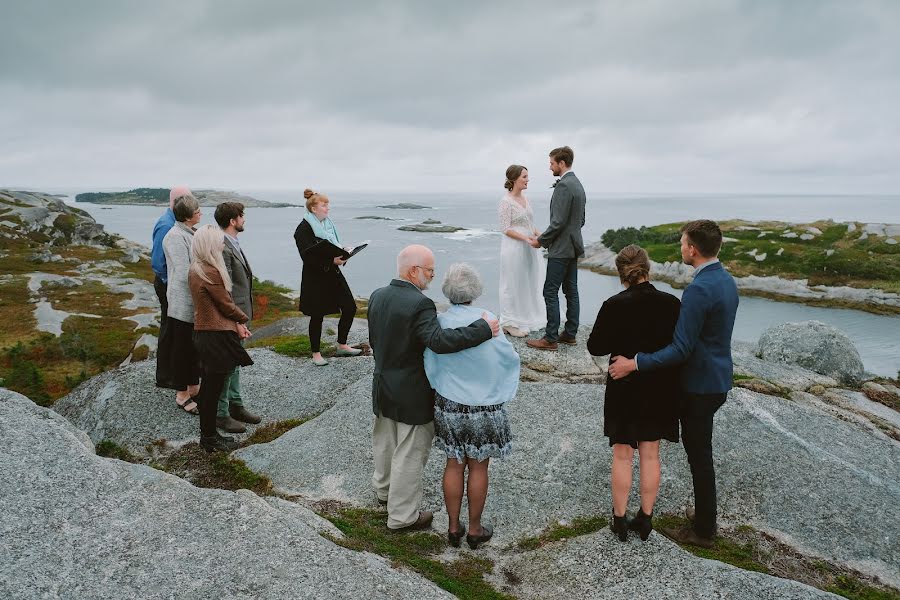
[293,189,361,366]
[497,165,545,337]
[587,244,681,543]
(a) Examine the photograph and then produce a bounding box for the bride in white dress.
[498,165,546,337]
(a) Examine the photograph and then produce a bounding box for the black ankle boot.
[611,512,629,542]
[628,509,653,541]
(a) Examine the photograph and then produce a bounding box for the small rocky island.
[376,202,431,209]
[398,219,467,233]
[75,187,294,208]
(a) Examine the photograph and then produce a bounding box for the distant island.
[75,188,294,208]
[376,203,431,209]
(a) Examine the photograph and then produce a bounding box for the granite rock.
[499,527,838,599]
[53,348,374,452]
[235,376,900,587]
[758,321,865,384]
[0,389,452,600]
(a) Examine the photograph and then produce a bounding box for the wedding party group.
[150,144,739,552]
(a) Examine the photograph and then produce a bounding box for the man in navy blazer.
[609,220,738,547]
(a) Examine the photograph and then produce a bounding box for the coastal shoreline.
[580,243,900,316]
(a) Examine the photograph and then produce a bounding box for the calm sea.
[64,190,900,377]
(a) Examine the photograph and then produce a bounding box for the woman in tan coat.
[189,225,254,452]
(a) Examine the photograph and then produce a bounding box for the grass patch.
[656,514,899,599]
[733,374,754,382]
[323,507,513,599]
[247,333,334,358]
[517,515,609,551]
[252,278,299,327]
[240,415,321,447]
[95,439,140,463]
[160,442,273,495]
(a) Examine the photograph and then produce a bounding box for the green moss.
[240,415,321,447]
[517,515,609,551]
[130,344,150,362]
[655,515,899,599]
[827,575,900,600]
[53,213,77,236]
[655,515,770,574]
[733,374,753,382]
[95,440,139,463]
[160,442,273,495]
[325,507,514,599]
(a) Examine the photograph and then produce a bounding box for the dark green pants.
[217,367,244,417]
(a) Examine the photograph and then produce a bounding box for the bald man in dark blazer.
[368,244,499,531]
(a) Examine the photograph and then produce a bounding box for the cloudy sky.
[2,0,899,194]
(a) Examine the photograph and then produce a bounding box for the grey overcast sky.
[1,0,899,193]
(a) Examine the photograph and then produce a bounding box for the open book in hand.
[307,239,368,262]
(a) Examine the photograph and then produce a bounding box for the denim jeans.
[681,392,727,537]
[542,257,579,342]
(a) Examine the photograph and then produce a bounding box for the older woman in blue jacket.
[424,263,520,550]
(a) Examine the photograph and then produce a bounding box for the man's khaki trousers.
[371,413,434,529]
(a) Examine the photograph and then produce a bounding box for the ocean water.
[66,190,900,377]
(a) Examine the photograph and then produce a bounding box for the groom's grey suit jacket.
[538,171,586,259]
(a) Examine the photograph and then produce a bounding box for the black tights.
[197,369,228,439]
[308,302,357,352]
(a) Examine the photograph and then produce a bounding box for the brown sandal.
[176,395,200,415]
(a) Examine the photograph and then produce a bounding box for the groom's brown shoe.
[558,333,577,345]
[526,338,558,351]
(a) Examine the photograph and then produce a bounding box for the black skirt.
[192,330,253,374]
[168,317,200,390]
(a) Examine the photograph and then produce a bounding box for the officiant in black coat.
[293,189,361,366]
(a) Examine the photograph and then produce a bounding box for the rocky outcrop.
[40,316,900,596]
[0,389,452,599]
[1,189,114,246]
[234,374,900,588]
[54,348,371,451]
[580,242,900,311]
[758,321,864,385]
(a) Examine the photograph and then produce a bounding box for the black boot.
[200,435,239,452]
[611,512,629,542]
[629,509,653,541]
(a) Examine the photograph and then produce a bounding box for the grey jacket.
[162,222,195,323]
[223,236,253,321]
[538,171,586,259]
[368,279,492,425]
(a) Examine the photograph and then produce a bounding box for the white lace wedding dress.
[498,194,546,333]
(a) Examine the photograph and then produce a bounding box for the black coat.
[293,220,354,317]
[368,279,492,425]
[587,282,682,446]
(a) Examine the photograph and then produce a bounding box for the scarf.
[304,211,340,246]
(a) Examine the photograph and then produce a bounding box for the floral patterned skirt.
[434,392,512,464]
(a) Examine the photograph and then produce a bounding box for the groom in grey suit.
[527,145,586,351]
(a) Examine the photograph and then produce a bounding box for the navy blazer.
[635,261,739,394]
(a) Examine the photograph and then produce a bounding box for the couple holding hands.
[498,145,586,350]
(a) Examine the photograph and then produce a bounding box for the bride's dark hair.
[504,165,526,191]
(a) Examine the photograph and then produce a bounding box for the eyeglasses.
[414,265,435,275]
